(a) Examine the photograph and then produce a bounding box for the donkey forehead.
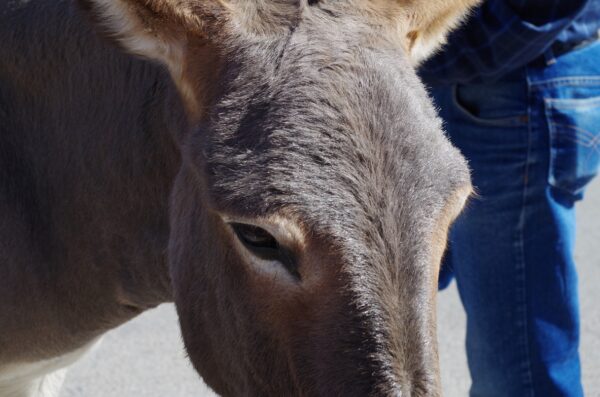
[201,41,469,228]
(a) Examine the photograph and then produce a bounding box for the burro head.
[84,0,478,395]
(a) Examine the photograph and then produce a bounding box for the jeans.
[431,41,600,396]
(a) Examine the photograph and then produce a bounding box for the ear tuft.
[79,0,231,121]
[400,0,481,64]
[80,0,227,66]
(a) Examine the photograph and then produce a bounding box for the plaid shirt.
[420,0,600,84]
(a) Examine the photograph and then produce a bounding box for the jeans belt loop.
[532,31,600,68]
[543,47,557,66]
[552,30,600,58]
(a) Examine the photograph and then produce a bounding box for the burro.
[0,0,479,396]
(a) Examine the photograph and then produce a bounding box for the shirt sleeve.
[419,0,591,85]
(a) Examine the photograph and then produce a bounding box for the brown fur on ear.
[399,0,481,64]
[80,0,232,120]
[81,0,300,61]
[79,0,301,120]
[80,0,222,56]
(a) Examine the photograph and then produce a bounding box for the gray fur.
[0,1,470,396]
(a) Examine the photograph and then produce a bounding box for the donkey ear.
[79,0,227,68]
[80,0,231,119]
[399,0,481,64]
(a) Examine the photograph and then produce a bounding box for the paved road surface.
[63,181,600,396]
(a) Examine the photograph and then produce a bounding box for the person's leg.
[431,50,600,394]
[522,41,600,395]
[433,78,562,396]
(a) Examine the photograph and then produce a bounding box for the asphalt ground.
[62,180,600,397]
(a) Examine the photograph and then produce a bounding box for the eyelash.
[229,223,301,281]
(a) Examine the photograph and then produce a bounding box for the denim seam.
[551,123,600,147]
[514,72,536,397]
[530,76,600,89]
[544,97,600,196]
[545,96,600,108]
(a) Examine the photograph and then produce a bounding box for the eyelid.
[228,222,301,281]
[230,223,280,257]
[221,214,306,250]
[230,223,277,246]
[278,247,301,280]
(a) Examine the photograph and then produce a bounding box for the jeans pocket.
[545,96,600,198]
[452,84,529,127]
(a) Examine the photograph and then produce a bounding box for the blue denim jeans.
[431,41,600,397]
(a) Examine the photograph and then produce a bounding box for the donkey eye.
[230,223,279,258]
[229,222,300,280]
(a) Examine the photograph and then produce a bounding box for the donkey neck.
[0,0,185,361]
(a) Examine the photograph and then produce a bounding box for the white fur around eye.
[245,252,294,280]
[228,233,297,283]
[223,215,306,249]
[224,216,305,283]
